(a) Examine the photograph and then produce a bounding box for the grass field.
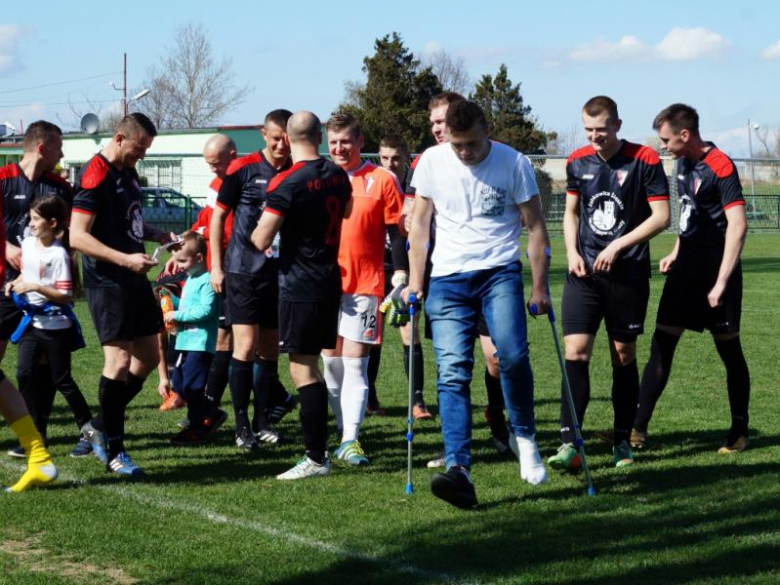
[1,233,778,584]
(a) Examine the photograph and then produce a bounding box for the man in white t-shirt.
[405,100,552,509]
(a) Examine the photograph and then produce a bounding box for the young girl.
[6,194,94,458]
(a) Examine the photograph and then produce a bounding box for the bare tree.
[423,49,471,94]
[545,125,583,156]
[753,125,780,158]
[139,23,251,129]
[341,80,365,109]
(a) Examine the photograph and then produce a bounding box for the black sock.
[205,350,232,411]
[635,329,680,431]
[266,361,291,408]
[298,382,328,464]
[367,345,382,408]
[403,343,426,404]
[714,336,751,438]
[123,373,145,407]
[99,376,127,460]
[484,367,505,414]
[561,360,590,445]
[229,358,253,431]
[612,360,639,446]
[251,359,274,431]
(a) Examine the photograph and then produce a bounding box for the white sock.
[517,434,547,486]
[340,356,369,442]
[322,355,344,430]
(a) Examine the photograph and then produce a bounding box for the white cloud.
[566,27,727,64]
[569,35,647,63]
[760,40,780,60]
[653,27,728,62]
[0,24,25,75]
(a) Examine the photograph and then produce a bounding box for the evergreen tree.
[337,33,442,152]
[471,64,547,154]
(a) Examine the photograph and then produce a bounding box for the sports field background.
[1,233,778,584]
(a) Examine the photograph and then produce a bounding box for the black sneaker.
[235,425,259,451]
[170,429,206,447]
[202,409,228,436]
[430,467,478,509]
[254,426,293,445]
[267,395,298,425]
[70,436,94,458]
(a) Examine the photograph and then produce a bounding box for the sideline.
[0,460,470,584]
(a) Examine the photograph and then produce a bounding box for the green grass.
[1,234,779,584]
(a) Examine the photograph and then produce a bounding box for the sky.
[2,0,779,156]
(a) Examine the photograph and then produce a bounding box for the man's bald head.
[203,133,237,178]
[287,111,321,146]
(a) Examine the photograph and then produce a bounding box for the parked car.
[141,187,203,232]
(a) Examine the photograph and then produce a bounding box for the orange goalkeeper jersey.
[338,161,403,297]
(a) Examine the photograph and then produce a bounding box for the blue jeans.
[426,262,535,470]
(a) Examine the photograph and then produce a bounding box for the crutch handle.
[408,293,418,317]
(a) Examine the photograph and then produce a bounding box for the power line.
[0,98,116,108]
[0,72,122,95]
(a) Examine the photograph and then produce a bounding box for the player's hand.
[158,379,172,400]
[526,290,551,317]
[380,284,409,328]
[659,253,677,274]
[163,312,177,324]
[707,281,726,308]
[593,241,622,274]
[401,286,423,305]
[5,243,21,271]
[211,268,225,294]
[124,253,157,274]
[567,252,589,278]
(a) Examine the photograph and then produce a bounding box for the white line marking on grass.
[1,461,470,584]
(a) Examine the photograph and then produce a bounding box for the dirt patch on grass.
[0,535,138,584]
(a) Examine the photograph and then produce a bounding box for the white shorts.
[338,294,383,345]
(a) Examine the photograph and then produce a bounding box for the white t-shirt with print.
[20,237,73,330]
[410,141,539,277]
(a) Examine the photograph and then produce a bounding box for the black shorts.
[279,298,339,355]
[561,273,650,342]
[657,265,742,334]
[226,263,278,328]
[0,294,22,341]
[85,283,163,344]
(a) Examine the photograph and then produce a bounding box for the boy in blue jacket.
[164,231,220,445]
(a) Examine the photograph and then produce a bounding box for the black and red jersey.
[403,154,421,198]
[216,151,290,276]
[675,144,744,266]
[264,158,351,302]
[0,163,73,283]
[566,141,669,280]
[72,154,147,288]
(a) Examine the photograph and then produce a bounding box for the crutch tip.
[586,486,597,496]
[405,484,414,494]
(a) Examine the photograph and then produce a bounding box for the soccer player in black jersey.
[210,109,293,451]
[549,96,670,471]
[251,111,352,480]
[71,113,171,477]
[633,103,751,453]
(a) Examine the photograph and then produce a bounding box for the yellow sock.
[10,415,52,465]
[5,416,58,493]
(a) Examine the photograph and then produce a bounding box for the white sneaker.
[516,434,547,486]
[426,452,445,468]
[276,455,331,480]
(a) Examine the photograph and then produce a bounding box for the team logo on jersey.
[678,194,694,233]
[582,174,594,180]
[587,191,625,236]
[127,201,145,243]
[616,170,628,187]
[480,186,507,217]
[13,194,26,199]
[693,177,702,195]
